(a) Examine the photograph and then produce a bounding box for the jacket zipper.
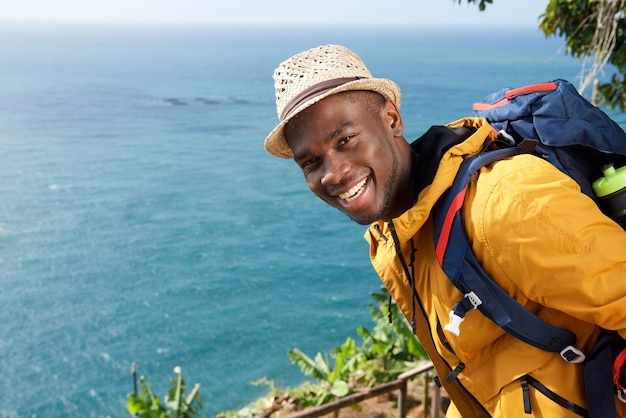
[413,278,490,417]
[446,362,466,384]
[520,374,588,417]
[387,220,491,417]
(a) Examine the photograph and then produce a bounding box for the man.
[264,44,626,417]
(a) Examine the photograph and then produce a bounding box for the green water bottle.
[592,163,626,230]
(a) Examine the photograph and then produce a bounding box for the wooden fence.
[288,362,444,418]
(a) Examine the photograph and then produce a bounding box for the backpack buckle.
[560,345,586,363]
[444,292,482,337]
[497,129,516,146]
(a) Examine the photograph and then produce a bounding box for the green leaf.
[288,348,330,381]
[128,366,202,418]
[185,383,201,406]
[126,394,144,414]
[330,380,350,397]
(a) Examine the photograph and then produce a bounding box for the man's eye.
[302,158,317,168]
[338,135,354,146]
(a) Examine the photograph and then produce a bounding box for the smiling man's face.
[284,91,413,225]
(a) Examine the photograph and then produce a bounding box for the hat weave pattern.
[264,45,401,159]
[273,47,372,120]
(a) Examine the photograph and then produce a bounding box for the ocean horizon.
[0,22,616,417]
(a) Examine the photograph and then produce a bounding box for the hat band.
[279,76,364,121]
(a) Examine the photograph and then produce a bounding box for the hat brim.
[264,78,402,159]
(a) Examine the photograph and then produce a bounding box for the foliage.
[460,0,626,111]
[286,288,428,407]
[457,0,493,11]
[539,0,626,109]
[288,337,363,406]
[357,290,428,383]
[127,366,202,418]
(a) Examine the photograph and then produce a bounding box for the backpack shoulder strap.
[433,146,583,360]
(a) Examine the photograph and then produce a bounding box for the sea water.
[0,23,610,417]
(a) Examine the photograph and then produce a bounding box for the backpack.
[433,79,626,417]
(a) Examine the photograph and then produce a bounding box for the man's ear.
[383,99,404,137]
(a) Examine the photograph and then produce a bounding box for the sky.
[0,0,548,26]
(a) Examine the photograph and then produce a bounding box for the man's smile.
[338,177,368,203]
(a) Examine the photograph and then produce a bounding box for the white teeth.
[339,178,367,203]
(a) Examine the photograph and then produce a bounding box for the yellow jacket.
[365,117,626,417]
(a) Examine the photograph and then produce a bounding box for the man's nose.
[320,155,349,186]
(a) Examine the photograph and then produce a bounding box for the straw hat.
[264,44,402,159]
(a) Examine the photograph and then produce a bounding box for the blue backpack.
[433,79,626,417]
